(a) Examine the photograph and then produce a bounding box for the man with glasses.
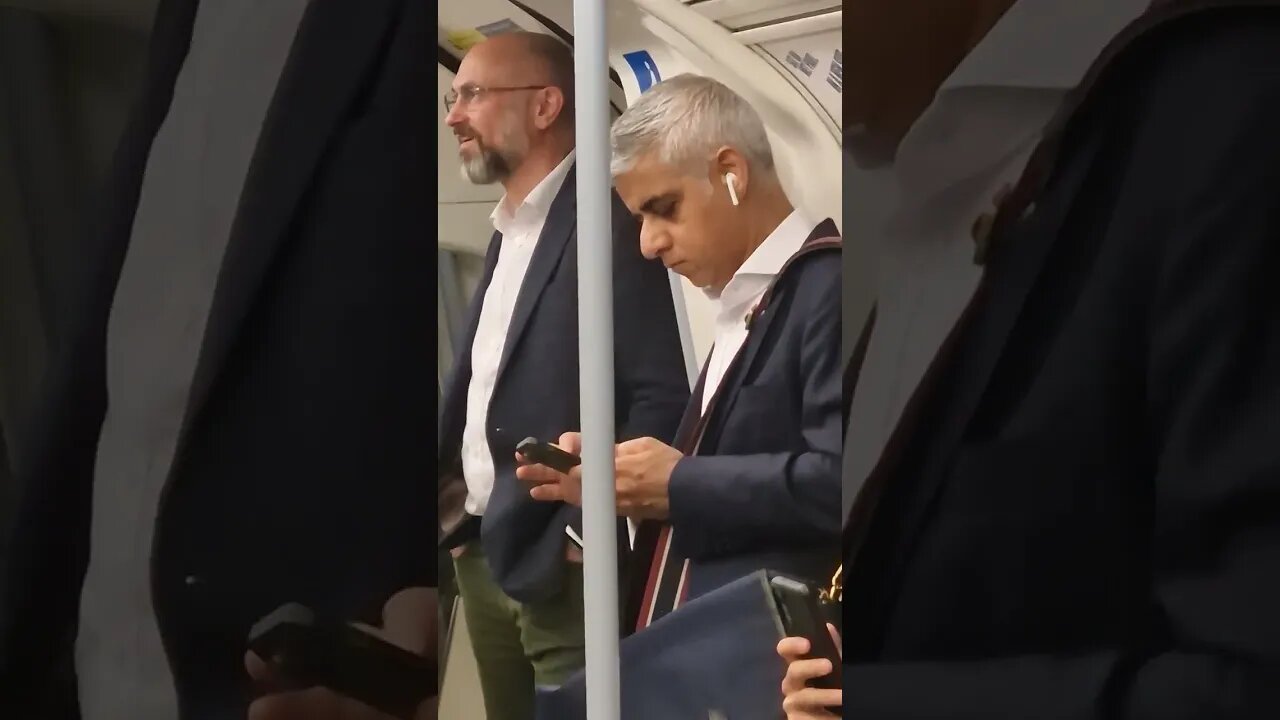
[436,32,687,720]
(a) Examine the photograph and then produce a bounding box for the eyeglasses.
[444,84,550,112]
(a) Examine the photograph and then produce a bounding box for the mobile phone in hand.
[248,603,436,720]
[516,436,582,474]
[768,573,842,690]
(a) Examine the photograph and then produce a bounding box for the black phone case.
[248,603,436,720]
[768,574,842,692]
[517,436,582,474]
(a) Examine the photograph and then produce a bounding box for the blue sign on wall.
[623,50,662,92]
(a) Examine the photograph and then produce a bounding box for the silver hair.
[609,74,775,177]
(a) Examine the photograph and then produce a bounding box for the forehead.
[453,44,535,88]
[614,157,687,209]
[453,52,496,88]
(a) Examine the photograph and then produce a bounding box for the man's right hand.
[515,431,584,505]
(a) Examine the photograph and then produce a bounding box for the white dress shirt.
[842,0,1149,514]
[701,209,814,413]
[461,150,575,516]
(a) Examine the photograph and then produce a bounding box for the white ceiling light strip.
[732,9,840,44]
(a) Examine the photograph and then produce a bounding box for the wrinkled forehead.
[453,44,543,90]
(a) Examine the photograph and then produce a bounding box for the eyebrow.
[639,191,680,214]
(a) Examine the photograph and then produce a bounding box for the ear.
[711,146,749,201]
[533,86,566,131]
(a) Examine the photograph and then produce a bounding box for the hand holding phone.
[515,436,585,506]
[516,436,582,474]
[247,603,436,720]
[769,574,842,691]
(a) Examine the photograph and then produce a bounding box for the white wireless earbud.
[724,173,740,207]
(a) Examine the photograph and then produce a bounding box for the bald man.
[434,33,688,720]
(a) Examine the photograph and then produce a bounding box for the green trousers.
[453,542,585,720]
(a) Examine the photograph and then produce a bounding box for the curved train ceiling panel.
[681,0,841,127]
[682,0,838,28]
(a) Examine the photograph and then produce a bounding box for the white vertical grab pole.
[573,0,622,718]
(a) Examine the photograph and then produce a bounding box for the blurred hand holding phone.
[245,593,438,720]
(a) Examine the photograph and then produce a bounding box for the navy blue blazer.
[437,164,688,604]
[842,8,1280,718]
[668,220,844,602]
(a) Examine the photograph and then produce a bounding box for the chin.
[676,269,707,289]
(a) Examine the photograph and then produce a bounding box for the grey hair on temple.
[609,74,775,177]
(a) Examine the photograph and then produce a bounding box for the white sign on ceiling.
[758,29,841,127]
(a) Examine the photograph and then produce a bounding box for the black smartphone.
[516,436,582,474]
[768,573,842,691]
[247,603,436,720]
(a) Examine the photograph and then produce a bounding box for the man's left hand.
[614,437,682,520]
[778,623,842,720]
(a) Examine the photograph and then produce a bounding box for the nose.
[638,224,668,261]
[445,102,464,128]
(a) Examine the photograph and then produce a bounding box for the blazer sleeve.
[841,17,1280,719]
[666,254,843,555]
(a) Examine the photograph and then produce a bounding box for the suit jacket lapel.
[439,231,503,450]
[73,0,200,362]
[705,219,841,441]
[732,219,839,384]
[701,304,786,451]
[885,133,1101,575]
[177,0,400,448]
[439,230,504,539]
[495,164,578,381]
[848,0,1179,573]
[455,232,503,386]
[672,357,713,450]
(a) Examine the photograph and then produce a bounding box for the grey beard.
[459,145,514,185]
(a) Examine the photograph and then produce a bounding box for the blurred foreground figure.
[804,0,1280,717]
[0,1,435,718]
